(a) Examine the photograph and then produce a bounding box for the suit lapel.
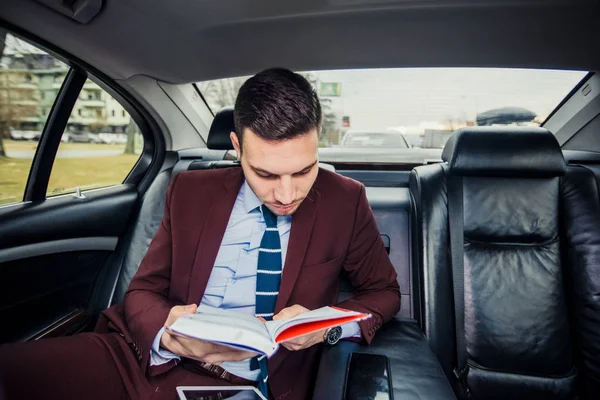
[187,169,244,304]
[274,186,320,313]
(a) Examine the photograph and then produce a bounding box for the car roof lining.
[1,0,599,84]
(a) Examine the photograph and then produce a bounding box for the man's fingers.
[281,338,304,347]
[279,329,325,352]
[164,333,188,357]
[169,335,253,362]
[165,304,197,326]
[203,350,257,364]
[205,342,228,354]
[281,342,303,351]
[162,305,198,351]
[164,327,188,339]
[165,329,258,364]
[273,304,309,321]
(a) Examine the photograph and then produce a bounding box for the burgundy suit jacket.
[96,167,401,400]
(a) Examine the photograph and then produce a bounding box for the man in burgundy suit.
[0,68,400,400]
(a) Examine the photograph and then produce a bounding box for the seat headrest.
[207,107,235,150]
[442,127,565,177]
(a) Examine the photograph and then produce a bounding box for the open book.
[166,305,371,357]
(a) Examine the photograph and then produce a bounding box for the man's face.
[230,129,319,216]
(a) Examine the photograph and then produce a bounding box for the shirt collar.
[242,180,263,214]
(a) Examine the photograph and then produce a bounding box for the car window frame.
[0,22,164,205]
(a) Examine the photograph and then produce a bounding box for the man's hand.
[160,304,257,365]
[273,304,326,351]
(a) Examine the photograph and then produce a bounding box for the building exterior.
[1,37,130,139]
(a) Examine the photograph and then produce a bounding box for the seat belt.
[447,174,469,394]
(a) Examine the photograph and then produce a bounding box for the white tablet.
[176,386,267,400]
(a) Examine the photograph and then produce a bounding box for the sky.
[306,68,587,131]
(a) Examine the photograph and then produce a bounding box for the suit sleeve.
[122,173,180,375]
[336,184,401,344]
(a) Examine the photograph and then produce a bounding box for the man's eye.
[258,173,277,179]
[293,170,310,177]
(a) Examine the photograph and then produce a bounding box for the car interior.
[1,0,600,399]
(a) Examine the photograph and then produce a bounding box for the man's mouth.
[273,203,295,212]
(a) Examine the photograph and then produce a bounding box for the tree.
[0,28,6,158]
[0,29,42,158]
[318,98,340,146]
[197,77,246,111]
[0,81,35,157]
[124,118,138,154]
[0,121,5,158]
[88,121,106,134]
[444,116,463,131]
[302,73,340,146]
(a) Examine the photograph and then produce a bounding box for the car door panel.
[0,250,111,343]
[0,185,137,249]
[0,185,139,343]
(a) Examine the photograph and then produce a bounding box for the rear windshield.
[197,68,587,165]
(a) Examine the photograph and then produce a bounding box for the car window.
[0,31,67,206]
[197,68,587,164]
[47,79,143,197]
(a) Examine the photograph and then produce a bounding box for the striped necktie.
[255,205,283,320]
[251,205,282,398]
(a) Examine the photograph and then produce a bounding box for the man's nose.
[275,176,295,205]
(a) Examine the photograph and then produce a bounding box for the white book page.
[168,305,277,356]
[264,306,363,339]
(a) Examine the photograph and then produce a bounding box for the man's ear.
[230,131,241,156]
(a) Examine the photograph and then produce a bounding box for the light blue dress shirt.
[151,180,361,380]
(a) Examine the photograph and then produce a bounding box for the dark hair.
[234,68,321,147]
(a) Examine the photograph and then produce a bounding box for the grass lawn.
[0,153,141,205]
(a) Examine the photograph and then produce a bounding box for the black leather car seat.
[409,127,600,399]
